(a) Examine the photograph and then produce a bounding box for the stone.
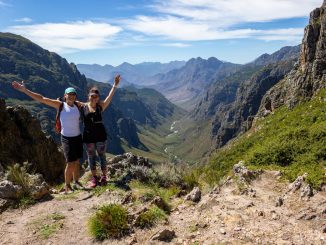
[151,229,176,242]
[234,227,242,231]
[150,196,170,212]
[28,174,50,200]
[220,228,226,235]
[0,180,23,199]
[127,235,137,245]
[121,192,134,205]
[185,187,201,203]
[0,198,9,213]
[233,161,260,183]
[275,196,284,207]
[300,184,314,199]
[287,173,307,193]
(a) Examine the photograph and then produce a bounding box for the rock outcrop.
[0,99,65,182]
[258,1,326,114]
[191,46,300,150]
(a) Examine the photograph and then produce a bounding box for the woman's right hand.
[12,81,26,92]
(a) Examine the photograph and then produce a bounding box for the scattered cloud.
[6,21,122,53]
[0,0,11,7]
[15,17,33,23]
[121,0,320,42]
[151,0,321,26]
[123,15,303,42]
[161,42,191,47]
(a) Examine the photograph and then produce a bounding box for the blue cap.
[65,87,77,94]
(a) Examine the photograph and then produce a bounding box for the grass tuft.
[88,204,129,240]
[134,205,167,228]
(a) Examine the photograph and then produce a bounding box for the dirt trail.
[0,171,325,245]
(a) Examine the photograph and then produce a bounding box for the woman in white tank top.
[12,82,83,193]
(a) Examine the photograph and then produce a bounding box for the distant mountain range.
[77,61,186,85]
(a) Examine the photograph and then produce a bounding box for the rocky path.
[0,170,325,245]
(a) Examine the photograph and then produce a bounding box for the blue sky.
[0,0,323,66]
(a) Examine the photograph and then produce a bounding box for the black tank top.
[82,104,107,143]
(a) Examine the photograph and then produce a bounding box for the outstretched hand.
[114,75,121,87]
[12,81,26,92]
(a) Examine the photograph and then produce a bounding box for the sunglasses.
[67,93,77,96]
[90,90,99,94]
[90,95,99,98]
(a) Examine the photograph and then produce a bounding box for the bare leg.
[65,162,74,191]
[73,160,80,182]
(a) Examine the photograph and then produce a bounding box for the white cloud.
[15,17,33,23]
[122,0,321,42]
[152,0,322,26]
[161,42,191,47]
[6,21,122,53]
[123,15,303,41]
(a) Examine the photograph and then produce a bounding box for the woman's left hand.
[114,75,121,87]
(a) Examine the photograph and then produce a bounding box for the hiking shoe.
[99,175,107,186]
[89,176,98,188]
[59,184,74,194]
[72,180,85,190]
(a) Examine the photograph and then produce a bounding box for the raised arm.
[99,75,120,111]
[12,81,61,109]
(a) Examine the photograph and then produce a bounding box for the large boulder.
[28,174,50,200]
[0,99,65,182]
[0,180,23,199]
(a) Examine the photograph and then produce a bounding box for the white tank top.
[60,102,81,137]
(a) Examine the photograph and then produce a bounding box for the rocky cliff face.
[190,46,299,149]
[211,60,297,148]
[258,1,326,114]
[0,99,65,182]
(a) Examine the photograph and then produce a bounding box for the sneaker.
[99,175,107,186]
[89,176,98,188]
[59,184,74,194]
[72,180,85,190]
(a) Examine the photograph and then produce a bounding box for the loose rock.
[185,187,201,202]
[151,229,176,242]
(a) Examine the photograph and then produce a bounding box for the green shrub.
[88,204,129,240]
[6,163,31,194]
[135,205,166,228]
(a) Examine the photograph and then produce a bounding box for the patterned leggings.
[85,141,107,170]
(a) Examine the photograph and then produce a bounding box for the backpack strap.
[55,102,64,134]
[74,101,84,122]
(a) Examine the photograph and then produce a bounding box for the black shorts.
[61,134,83,162]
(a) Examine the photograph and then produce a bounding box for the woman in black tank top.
[82,75,120,188]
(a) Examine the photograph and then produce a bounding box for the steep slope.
[259,1,326,114]
[0,32,141,154]
[77,61,186,85]
[194,1,326,189]
[148,57,241,110]
[196,46,299,146]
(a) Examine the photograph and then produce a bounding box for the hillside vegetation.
[196,89,326,189]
